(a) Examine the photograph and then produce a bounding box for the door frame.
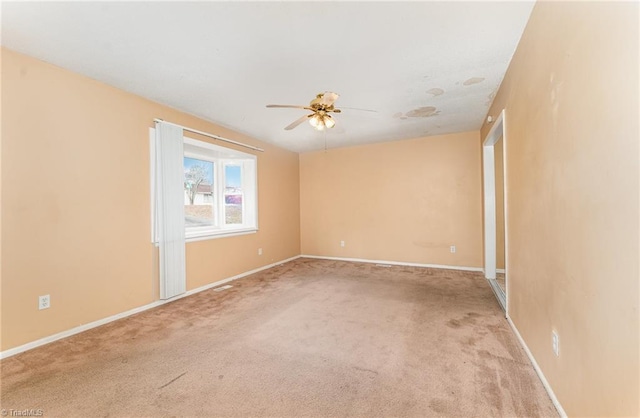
[482,109,508,312]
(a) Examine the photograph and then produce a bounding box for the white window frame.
[151,129,258,244]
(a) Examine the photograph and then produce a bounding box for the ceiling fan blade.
[284,114,311,130]
[320,91,339,106]
[266,104,311,109]
[339,106,378,113]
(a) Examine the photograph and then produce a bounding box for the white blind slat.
[155,122,186,299]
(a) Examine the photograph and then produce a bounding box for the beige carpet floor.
[1,258,558,417]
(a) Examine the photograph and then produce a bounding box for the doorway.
[482,110,507,312]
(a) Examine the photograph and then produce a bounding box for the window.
[151,130,258,244]
[183,138,257,240]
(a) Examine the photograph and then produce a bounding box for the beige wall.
[1,48,300,351]
[481,2,639,416]
[0,49,4,346]
[300,131,483,268]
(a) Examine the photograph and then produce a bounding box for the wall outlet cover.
[552,330,560,356]
[39,295,51,310]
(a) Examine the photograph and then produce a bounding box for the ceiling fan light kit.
[267,91,343,131]
[322,115,335,129]
[309,113,335,130]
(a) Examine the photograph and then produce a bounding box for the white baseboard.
[301,254,483,272]
[180,255,300,298]
[482,268,505,275]
[506,316,567,418]
[0,255,301,360]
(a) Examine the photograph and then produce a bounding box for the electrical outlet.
[340,240,345,247]
[258,248,263,255]
[552,330,559,356]
[39,295,50,310]
[450,245,456,253]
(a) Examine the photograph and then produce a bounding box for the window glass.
[184,157,215,227]
[224,164,243,225]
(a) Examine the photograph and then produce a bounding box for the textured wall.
[480,2,639,415]
[300,131,483,268]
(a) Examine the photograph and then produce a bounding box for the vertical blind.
[154,121,187,299]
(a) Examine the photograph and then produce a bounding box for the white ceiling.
[1,1,534,153]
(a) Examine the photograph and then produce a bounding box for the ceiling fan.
[266,92,343,131]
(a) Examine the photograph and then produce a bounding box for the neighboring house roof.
[197,184,212,194]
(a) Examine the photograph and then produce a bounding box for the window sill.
[153,228,257,246]
[186,228,257,243]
